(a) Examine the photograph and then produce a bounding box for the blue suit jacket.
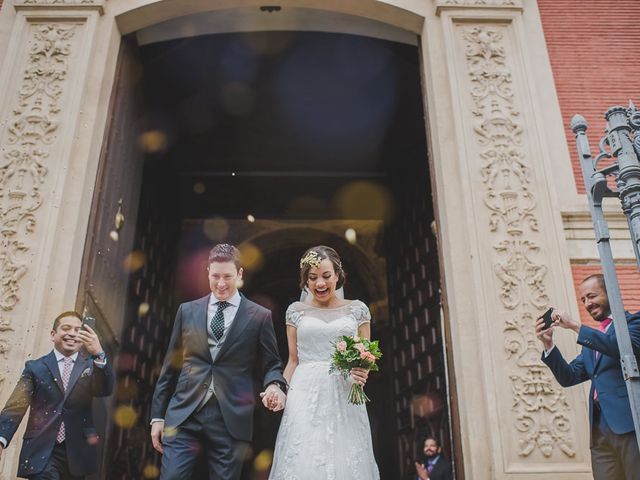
[0,351,114,477]
[542,311,640,436]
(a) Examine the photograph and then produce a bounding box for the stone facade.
[0,0,629,478]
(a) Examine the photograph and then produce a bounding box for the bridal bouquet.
[330,335,382,405]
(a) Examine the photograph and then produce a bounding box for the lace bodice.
[286,300,371,364]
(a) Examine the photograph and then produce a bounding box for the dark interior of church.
[83,31,453,479]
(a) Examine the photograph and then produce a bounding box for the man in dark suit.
[151,243,286,480]
[414,436,453,480]
[0,310,114,479]
[537,273,640,479]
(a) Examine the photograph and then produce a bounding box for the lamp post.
[571,103,640,451]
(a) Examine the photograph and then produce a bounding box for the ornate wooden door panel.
[385,161,452,479]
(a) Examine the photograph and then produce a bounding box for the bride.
[266,245,380,479]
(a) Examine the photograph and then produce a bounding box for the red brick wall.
[538,0,640,193]
[571,264,640,327]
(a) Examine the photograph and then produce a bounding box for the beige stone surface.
[0,0,603,478]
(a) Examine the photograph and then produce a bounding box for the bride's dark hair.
[299,245,346,290]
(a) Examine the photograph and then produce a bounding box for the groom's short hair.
[208,244,242,270]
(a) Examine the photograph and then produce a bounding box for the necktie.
[593,317,613,401]
[427,462,434,473]
[56,357,73,443]
[211,301,230,341]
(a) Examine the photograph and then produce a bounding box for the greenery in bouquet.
[330,335,382,404]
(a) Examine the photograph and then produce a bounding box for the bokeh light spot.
[193,182,206,194]
[137,130,168,153]
[253,449,273,471]
[113,405,138,429]
[332,181,394,221]
[247,214,255,223]
[238,242,263,271]
[220,82,255,116]
[203,217,229,242]
[138,302,150,316]
[123,251,146,273]
[143,464,160,479]
[345,228,357,244]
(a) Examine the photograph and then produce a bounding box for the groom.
[151,244,287,479]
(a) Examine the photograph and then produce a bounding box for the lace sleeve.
[285,303,303,328]
[351,300,372,326]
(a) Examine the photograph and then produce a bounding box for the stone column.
[0,1,118,477]
[423,0,592,477]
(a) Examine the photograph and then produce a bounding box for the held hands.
[151,420,164,454]
[76,324,103,356]
[350,367,369,386]
[260,384,286,412]
[415,461,429,480]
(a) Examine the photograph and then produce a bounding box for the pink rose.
[366,352,376,362]
[352,335,361,342]
[360,351,369,359]
[336,341,347,352]
[354,343,365,352]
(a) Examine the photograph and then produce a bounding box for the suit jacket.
[0,351,114,477]
[416,456,453,480]
[542,311,640,436]
[150,294,285,441]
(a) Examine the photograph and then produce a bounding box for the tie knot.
[216,301,230,311]
[599,317,612,332]
[63,356,73,365]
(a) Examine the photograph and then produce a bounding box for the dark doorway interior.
[83,31,454,480]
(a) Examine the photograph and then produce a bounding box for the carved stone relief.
[438,0,520,6]
[462,25,577,459]
[0,23,78,388]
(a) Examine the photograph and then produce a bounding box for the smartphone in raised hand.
[81,315,96,331]
[538,308,554,330]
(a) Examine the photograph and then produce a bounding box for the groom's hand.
[261,384,286,412]
[151,420,165,454]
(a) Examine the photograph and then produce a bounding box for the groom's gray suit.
[151,292,285,479]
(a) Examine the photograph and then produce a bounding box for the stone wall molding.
[14,0,105,14]
[436,0,523,16]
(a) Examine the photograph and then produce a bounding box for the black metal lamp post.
[571,103,640,451]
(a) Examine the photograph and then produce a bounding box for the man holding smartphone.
[536,274,640,479]
[0,310,113,479]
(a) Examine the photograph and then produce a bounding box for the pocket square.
[80,367,92,378]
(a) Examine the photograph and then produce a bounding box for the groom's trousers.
[160,396,250,480]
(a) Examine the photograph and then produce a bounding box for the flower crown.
[300,250,322,269]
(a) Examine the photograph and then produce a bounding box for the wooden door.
[77,35,146,479]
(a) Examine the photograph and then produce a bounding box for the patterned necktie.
[211,301,230,341]
[56,356,73,443]
[427,462,434,473]
[593,317,613,401]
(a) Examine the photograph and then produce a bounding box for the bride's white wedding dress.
[269,300,380,480]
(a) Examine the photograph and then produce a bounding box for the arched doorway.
[79,15,455,479]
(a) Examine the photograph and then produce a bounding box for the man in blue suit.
[0,310,114,479]
[537,274,640,479]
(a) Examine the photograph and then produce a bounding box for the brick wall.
[538,0,640,193]
[571,264,640,327]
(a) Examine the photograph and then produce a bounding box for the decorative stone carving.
[0,23,77,381]
[438,0,520,6]
[463,25,576,459]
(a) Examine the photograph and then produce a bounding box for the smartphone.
[538,308,554,330]
[81,315,96,331]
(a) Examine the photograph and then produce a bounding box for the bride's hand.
[350,367,369,386]
[260,384,286,412]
